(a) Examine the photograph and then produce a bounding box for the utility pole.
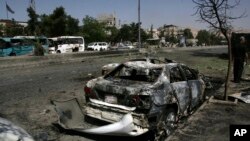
[138,0,141,48]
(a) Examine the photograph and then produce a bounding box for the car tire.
[57,50,61,54]
[9,52,16,56]
[156,108,177,141]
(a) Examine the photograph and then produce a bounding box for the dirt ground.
[0,47,250,141]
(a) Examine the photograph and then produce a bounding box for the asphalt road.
[0,46,228,141]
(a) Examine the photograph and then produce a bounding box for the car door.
[181,65,204,110]
[170,66,191,114]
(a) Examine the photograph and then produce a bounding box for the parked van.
[49,36,85,54]
[87,42,109,51]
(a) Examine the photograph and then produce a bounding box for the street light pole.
[138,0,141,48]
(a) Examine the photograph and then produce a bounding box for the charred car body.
[101,58,169,75]
[53,60,206,138]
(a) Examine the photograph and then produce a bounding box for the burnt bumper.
[52,98,149,136]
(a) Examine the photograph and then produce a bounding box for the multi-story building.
[97,13,117,27]
[159,24,180,38]
[0,19,27,36]
[146,28,160,39]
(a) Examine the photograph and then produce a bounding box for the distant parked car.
[87,42,109,51]
[53,59,207,140]
[123,41,134,49]
[110,41,134,50]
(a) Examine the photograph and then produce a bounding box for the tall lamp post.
[138,0,141,48]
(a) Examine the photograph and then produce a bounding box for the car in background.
[110,41,134,50]
[87,42,109,51]
[122,41,134,49]
[53,59,206,140]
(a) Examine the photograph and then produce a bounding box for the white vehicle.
[87,42,109,51]
[49,36,85,54]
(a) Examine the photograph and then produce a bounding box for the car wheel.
[9,52,16,56]
[57,50,61,54]
[155,108,177,141]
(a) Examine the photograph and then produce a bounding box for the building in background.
[97,13,117,27]
[0,19,27,36]
[159,24,180,38]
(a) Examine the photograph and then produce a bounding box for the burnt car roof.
[124,61,165,68]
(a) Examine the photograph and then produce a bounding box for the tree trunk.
[224,35,232,101]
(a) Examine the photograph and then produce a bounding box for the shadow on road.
[191,50,228,60]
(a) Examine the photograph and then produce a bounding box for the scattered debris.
[228,92,250,103]
[208,96,237,105]
[40,109,50,115]
[0,117,34,141]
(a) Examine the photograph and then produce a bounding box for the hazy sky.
[1,0,250,30]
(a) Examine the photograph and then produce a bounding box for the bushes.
[34,42,45,56]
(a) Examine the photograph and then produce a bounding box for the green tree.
[39,8,79,37]
[196,30,210,45]
[117,22,148,43]
[65,15,79,35]
[106,26,119,43]
[183,28,194,39]
[117,24,132,42]
[39,14,52,36]
[210,33,224,45]
[49,7,67,36]
[81,16,107,44]
[27,7,39,35]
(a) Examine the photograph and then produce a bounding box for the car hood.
[93,78,152,95]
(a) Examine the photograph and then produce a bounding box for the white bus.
[49,36,85,54]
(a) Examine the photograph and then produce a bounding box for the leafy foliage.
[196,30,224,46]
[81,16,107,44]
[34,42,44,56]
[25,6,150,44]
[196,30,210,45]
[117,22,149,43]
[27,7,39,35]
[29,6,79,37]
[183,28,194,39]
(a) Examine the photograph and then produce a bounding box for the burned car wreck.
[101,58,172,75]
[53,60,206,139]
